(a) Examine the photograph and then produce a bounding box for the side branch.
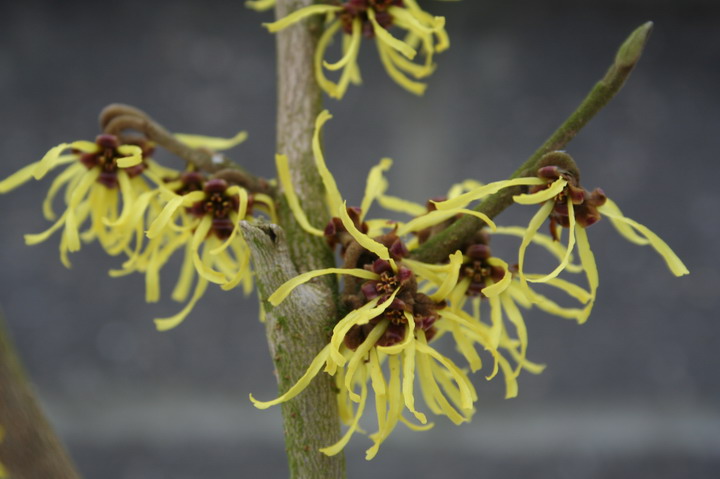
[411,22,654,263]
[99,104,273,195]
[0,313,81,479]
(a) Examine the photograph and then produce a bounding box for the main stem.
[265,0,346,477]
[0,313,81,479]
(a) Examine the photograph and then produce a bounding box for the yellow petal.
[376,39,426,96]
[429,251,463,302]
[175,131,248,151]
[480,257,512,297]
[275,153,325,236]
[598,198,649,245]
[249,344,332,409]
[368,8,416,59]
[599,204,689,276]
[154,276,208,331]
[513,177,567,205]
[0,162,39,194]
[338,202,390,261]
[268,267,378,306]
[360,158,393,221]
[324,17,362,71]
[320,368,368,456]
[263,4,342,33]
[116,144,143,168]
[434,177,546,211]
[377,194,426,217]
[312,111,344,214]
[527,199,576,283]
[574,225,598,324]
[245,0,275,11]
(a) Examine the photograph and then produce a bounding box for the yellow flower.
[509,161,688,319]
[112,172,275,331]
[263,1,450,98]
[0,134,172,267]
[251,226,477,459]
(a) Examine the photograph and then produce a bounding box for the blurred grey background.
[1,0,719,478]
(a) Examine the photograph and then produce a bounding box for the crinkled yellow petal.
[435,177,546,211]
[116,145,143,168]
[323,17,362,71]
[376,39,426,95]
[528,199,576,283]
[331,293,397,365]
[330,20,363,99]
[338,202,390,260]
[488,295,503,349]
[599,204,689,276]
[275,154,325,236]
[0,162,39,194]
[496,352,519,399]
[175,131,248,151]
[574,225,598,324]
[65,169,100,252]
[263,4,342,33]
[400,415,434,432]
[500,293,528,366]
[494,226,583,273]
[450,320,482,372]
[481,257,512,297]
[598,198,649,245]
[429,250,463,302]
[268,267,378,306]
[315,20,343,98]
[34,143,71,180]
[396,208,496,236]
[191,216,227,284]
[360,158,392,221]
[366,354,402,460]
[250,344,332,409]
[517,201,554,289]
[246,0,275,10]
[389,7,445,37]
[345,321,388,402]
[41,162,84,220]
[368,8,416,59]
[24,211,68,246]
[400,336,428,424]
[416,341,474,411]
[172,242,196,302]
[154,275,208,331]
[513,178,567,205]
[384,37,435,79]
[320,368,368,457]
[312,111,344,213]
[377,194,426,217]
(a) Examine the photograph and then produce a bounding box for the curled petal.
[175,131,248,151]
[268,267,379,306]
[263,4,343,33]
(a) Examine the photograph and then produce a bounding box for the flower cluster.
[249,111,688,459]
[260,0,450,97]
[0,127,273,329]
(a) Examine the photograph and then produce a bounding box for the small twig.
[99,104,274,195]
[411,22,654,264]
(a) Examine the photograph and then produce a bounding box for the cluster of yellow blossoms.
[248,111,688,458]
[253,0,453,97]
[0,130,274,330]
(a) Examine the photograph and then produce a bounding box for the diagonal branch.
[411,22,654,263]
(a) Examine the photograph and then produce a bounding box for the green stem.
[411,22,653,264]
[0,312,81,479]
